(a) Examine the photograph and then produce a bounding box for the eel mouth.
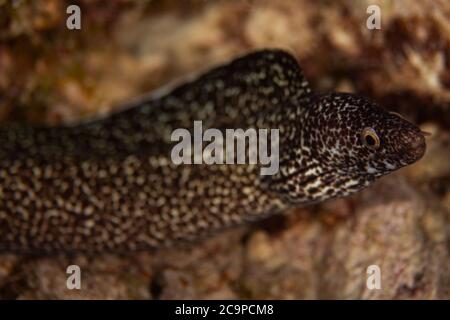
[402,128,427,164]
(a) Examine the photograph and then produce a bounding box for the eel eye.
[361,127,380,150]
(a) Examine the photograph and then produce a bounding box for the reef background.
[0,0,449,299]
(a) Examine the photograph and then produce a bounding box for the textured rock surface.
[0,0,449,299]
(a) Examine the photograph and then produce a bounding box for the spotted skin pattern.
[0,50,426,253]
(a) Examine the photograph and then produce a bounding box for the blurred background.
[0,0,448,299]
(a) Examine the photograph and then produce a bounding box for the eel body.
[0,49,426,253]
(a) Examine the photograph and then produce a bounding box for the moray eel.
[0,49,426,253]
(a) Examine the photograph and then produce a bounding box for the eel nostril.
[408,132,426,160]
